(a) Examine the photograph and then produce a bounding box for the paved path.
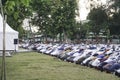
[0,49,33,57]
[17,49,33,53]
[0,52,12,57]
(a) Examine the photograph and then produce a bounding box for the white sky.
[77,0,107,21]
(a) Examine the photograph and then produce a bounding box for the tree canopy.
[1,0,120,42]
[31,0,78,42]
[107,0,120,36]
[1,0,32,38]
[87,6,108,36]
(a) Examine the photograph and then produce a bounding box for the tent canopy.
[0,14,18,34]
[0,14,19,51]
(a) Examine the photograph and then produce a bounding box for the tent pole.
[0,0,3,79]
[0,0,7,80]
[0,0,3,16]
[1,15,7,80]
[3,15,7,80]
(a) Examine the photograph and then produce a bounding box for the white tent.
[0,14,19,51]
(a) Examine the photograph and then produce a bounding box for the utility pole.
[0,0,7,80]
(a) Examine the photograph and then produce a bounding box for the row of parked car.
[21,42,120,77]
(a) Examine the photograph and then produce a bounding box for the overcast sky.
[77,0,107,21]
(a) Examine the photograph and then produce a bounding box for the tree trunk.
[59,33,62,43]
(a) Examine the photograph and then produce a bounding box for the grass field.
[0,52,120,80]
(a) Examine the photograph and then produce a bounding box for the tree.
[51,0,78,42]
[31,0,78,43]
[107,0,120,36]
[2,0,32,38]
[87,6,108,41]
[31,0,54,42]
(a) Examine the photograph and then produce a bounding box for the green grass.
[0,52,120,80]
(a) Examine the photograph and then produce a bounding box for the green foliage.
[107,0,120,36]
[87,6,108,36]
[109,0,120,11]
[31,0,53,41]
[109,12,120,35]
[31,0,78,42]
[1,0,7,5]
[1,0,120,40]
[4,1,15,13]
[2,0,32,38]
